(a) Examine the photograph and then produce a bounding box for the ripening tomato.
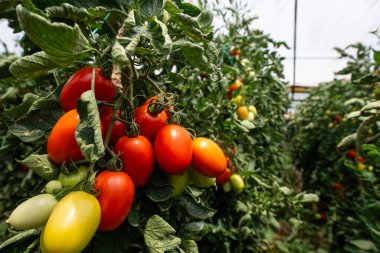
[230,174,245,193]
[192,137,226,177]
[6,194,57,230]
[154,124,193,174]
[357,156,364,163]
[237,106,249,120]
[190,169,216,188]
[100,107,126,145]
[42,191,100,253]
[95,171,135,231]
[134,104,167,141]
[168,170,190,197]
[60,67,115,112]
[114,135,154,187]
[216,168,231,185]
[227,79,243,99]
[47,110,83,165]
[334,182,343,192]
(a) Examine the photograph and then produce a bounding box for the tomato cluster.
[6,67,246,252]
[228,79,258,122]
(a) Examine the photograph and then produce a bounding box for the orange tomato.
[237,106,249,120]
[192,137,226,177]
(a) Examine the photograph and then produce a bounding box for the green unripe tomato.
[223,182,232,192]
[190,169,216,188]
[58,166,89,187]
[45,180,62,194]
[230,174,245,193]
[6,194,57,230]
[168,170,190,197]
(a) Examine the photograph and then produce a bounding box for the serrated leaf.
[149,16,172,54]
[21,154,59,180]
[9,51,59,78]
[126,26,147,55]
[146,185,173,202]
[181,240,198,253]
[16,4,91,66]
[361,101,380,112]
[140,0,163,19]
[349,240,378,251]
[112,40,129,65]
[179,41,209,71]
[0,229,39,251]
[124,9,136,27]
[197,11,213,29]
[204,42,218,64]
[75,90,105,163]
[337,133,357,151]
[179,3,201,17]
[9,108,63,142]
[179,192,216,219]
[144,215,181,253]
[6,93,60,118]
[0,54,18,79]
[165,0,181,15]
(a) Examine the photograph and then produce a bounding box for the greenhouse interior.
[0,0,379,252]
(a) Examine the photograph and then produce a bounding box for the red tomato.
[100,107,126,145]
[227,80,243,99]
[134,104,167,141]
[334,182,343,192]
[346,149,356,160]
[357,156,364,163]
[20,164,29,173]
[154,125,193,174]
[47,110,84,165]
[192,137,226,177]
[95,171,135,231]
[234,49,241,56]
[114,135,154,187]
[60,67,115,112]
[216,168,231,185]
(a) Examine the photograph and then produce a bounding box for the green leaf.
[204,42,218,64]
[374,50,380,65]
[361,100,380,112]
[146,185,173,202]
[112,40,130,65]
[144,215,181,253]
[179,3,201,17]
[197,11,213,29]
[21,154,60,180]
[179,41,210,71]
[181,240,198,253]
[179,192,216,219]
[0,229,39,251]
[337,133,357,151]
[164,1,181,15]
[140,0,163,19]
[357,202,380,244]
[0,54,18,79]
[16,4,91,66]
[158,198,172,211]
[6,93,39,118]
[349,240,378,251]
[75,90,105,163]
[46,3,106,25]
[9,51,59,78]
[128,204,140,227]
[126,26,147,55]
[124,9,136,27]
[8,108,63,142]
[149,16,172,54]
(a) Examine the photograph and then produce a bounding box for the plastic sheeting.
[213,0,380,86]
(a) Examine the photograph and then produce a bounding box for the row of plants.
[289,42,380,252]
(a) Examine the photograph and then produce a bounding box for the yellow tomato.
[237,106,249,120]
[42,191,101,253]
[357,163,366,171]
[248,105,257,117]
[231,95,243,106]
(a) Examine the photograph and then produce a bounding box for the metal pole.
[292,0,298,101]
